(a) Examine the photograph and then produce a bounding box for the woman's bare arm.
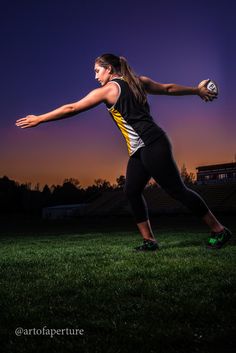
[15,83,117,129]
[140,76,217,102]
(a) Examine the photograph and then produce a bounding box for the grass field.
[0,217,235,353]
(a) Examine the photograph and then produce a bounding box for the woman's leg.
[124,150,156,242]
[137,219,156,241]
[202,210,224,232]
[140,135,224,232]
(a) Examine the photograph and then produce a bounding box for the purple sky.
[1,0,236,187]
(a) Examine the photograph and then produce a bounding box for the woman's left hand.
[198,80,218,102]
[15,115,41,129]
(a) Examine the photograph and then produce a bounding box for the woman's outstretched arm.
[140,76,217,102]
[15,84,116,129]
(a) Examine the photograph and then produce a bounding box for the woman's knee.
[165,184,188,201]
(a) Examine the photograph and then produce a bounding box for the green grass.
[0,231,235,353]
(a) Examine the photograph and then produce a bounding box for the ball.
[199,79,219,95]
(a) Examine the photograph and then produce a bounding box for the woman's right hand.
[15,115,41,129]
[198,80,217,102]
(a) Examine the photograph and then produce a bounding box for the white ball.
[198,79,218,94]
[206,80,218,94]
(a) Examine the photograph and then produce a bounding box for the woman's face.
[94,62,111,86]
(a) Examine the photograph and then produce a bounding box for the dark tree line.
[0,175,126,215]
[0,165,194,214]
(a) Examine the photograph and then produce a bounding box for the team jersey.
[106,77,165,156]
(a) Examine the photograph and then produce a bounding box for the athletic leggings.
[124,134,209,223]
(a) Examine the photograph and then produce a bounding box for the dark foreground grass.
[0,231,235,353]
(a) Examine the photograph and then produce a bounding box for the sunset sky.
[1,0,235,188]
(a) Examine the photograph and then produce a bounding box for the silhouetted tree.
[50,180,84,205]
[34,183,40,191]
[116,175,126,189]
[180,164,195,186]
[85,185,102,202]
[42,184,51,206]
[18,183,31,211]
[94,179,112,191]
[63,178,81,189]
[0,176,19,212]
[50,185,62,205]
[43,184,51,196]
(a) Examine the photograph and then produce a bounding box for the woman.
[16,53,232,251]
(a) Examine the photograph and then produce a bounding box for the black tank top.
[106,77,165,156]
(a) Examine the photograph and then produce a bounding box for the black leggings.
[124,134,209,223]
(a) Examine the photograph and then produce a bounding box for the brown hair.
[95,53,147,105]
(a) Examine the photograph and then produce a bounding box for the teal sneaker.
[134,239,159,252]
[207,227,232,249]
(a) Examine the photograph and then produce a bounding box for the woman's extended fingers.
[16,118,27,125]
[206,92,217,102]
[15,115,40,128]
[16,120,29,128]
[203,95,217,102]
[15,118,29,128]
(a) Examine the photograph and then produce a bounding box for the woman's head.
[95,54,121,73]
[94,54,121,86]
[94,53,147,104]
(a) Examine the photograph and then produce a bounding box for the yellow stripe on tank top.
[110,108,132,154]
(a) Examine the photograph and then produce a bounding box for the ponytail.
[119,56,147,105]
[95,53,147,105]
